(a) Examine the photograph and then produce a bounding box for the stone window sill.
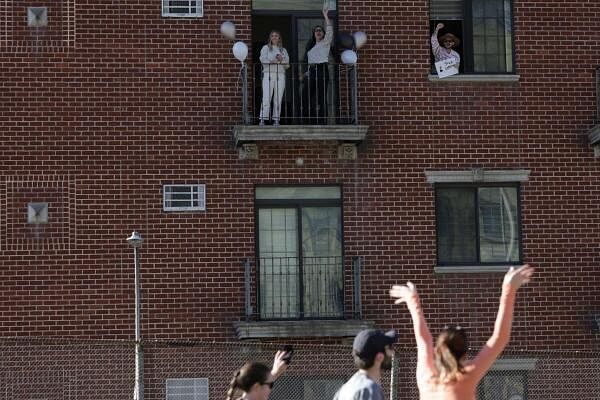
[434,265,517,274]
[233,319,374,339]
[428,74,520,83]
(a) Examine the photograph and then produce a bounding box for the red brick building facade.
[0,0,599,398]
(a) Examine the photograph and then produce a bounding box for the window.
[270,377,345,400]
[476,358,536,400]
[255,186,343,320]
[430,0,514,73]
[435,184,521,266]
[162,0,203,17]
[166,378,209,400]
[163,184,206,211]
[477,371,527,400]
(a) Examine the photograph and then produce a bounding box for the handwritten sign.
[435,58,459,78]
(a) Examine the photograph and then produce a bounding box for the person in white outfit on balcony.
[431,23,460,71]
[259,30,289,127]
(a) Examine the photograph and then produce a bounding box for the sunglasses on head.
[262,381,275,389]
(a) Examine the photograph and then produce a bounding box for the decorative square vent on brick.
[27,7,48,27]
[27,202,49,224]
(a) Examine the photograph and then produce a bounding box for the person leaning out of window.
[431,23,460,71]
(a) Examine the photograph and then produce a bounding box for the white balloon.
[220,21,236,40]
[341,49,358,65]
[232,41,248,63]
[353,31,367,49]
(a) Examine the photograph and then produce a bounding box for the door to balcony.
[251,1,339,125]
[255,186,343,320]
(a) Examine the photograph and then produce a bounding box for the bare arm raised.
[468,264,535,381]
[270,349,290,379]
[390,282,436,380]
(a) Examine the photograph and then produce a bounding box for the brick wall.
[0,0,598,354]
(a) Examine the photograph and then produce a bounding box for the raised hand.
[390,281,420,307]
[436,23,444,31]
[502,264,535,290]
[271,350,290,378]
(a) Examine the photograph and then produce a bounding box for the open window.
[430,0,514,74]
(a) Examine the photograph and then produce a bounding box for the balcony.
[232,62,369,159]
[588,66,600,155]
[233,256,373,339]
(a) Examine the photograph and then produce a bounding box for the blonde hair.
[267,30,283,51]
[434,326,468,383]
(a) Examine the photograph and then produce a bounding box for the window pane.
[436,188,477,263]
[485,18,499,37]
[430,0,463,20]
[478,371,526,400]
[472,0,512,73]
[302,207,342,318]
[478,187,520,263]
[253,0,336,11]
[258,208,299,319]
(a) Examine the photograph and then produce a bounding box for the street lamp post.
[127,231,144,400]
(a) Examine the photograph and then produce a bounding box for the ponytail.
[226,370,241,400]
[434,326,468,383]
[225,362,270,400]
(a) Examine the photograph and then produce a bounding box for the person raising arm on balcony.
[259,30,289,127]
[431,23,460,71]
[226,349,290,400]
[389,264,535,400]
[301,7,333,125]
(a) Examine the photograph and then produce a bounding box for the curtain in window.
[478,187,519,262]
[258,208,300,319]
[301,207,342,318]
[472,0,513,72]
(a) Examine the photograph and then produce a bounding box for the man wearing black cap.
[333,329,397,400]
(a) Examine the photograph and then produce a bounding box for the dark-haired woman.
[226,350,289,400]
[300,7,333,124]
[389,265,535,400]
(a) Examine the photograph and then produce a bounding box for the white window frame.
[162,0,203,17]
[163,184,206,212]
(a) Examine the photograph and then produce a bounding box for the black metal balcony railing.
[243,256,363,321]
[596,66,600,123]
[588,66,600,148]
[239,62,358,126]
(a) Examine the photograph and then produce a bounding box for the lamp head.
[126,231,143,248]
